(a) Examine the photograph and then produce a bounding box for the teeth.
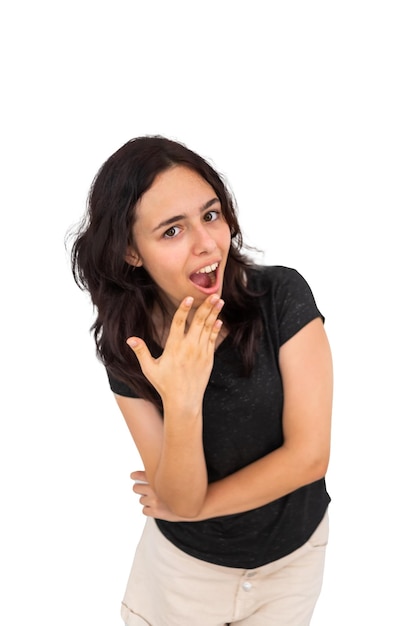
[196,262,219,274]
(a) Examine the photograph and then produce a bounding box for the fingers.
[130,470,147,482]
[128,296,224,356]
[187,295,224,344]
[133,481,151,495]
[134,481,156,514]
[163,295,223,351]
[170,296,194,331]
[131,470,148,493]
[172,295,224,332]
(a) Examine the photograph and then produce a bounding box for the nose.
[191,224,216,255]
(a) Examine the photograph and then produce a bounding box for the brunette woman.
[70,135,333,626]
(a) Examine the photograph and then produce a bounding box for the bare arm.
[118,294,224,518]
[198,317,333,516]
[131,317,332,520]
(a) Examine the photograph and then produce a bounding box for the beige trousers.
[121,511,329,626]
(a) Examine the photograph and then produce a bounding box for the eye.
[203,210,221,222]
[163,225,181,239]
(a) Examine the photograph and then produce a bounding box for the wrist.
[162,400,203,422]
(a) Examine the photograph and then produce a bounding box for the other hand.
[131,470,191,522]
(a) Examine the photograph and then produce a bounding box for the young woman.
[70,135,333,626]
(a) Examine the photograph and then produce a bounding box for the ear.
[125,247,143,267]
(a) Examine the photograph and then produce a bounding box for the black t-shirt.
[108,266,331,568]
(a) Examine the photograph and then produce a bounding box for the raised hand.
[126,295,224,410]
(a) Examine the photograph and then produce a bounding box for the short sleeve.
[106,369,140,398]
[274,267,324,346]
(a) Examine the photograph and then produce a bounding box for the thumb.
[126,336,156,382]
[126,336,152,365]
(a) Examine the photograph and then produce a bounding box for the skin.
[126,165,231,319]
[117,165,333,519]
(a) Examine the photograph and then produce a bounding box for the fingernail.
[126,338,139,348]
[184,297,193,306]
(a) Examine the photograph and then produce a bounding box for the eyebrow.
[152,197,221,232]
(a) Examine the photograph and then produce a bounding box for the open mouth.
[189,262,219,289]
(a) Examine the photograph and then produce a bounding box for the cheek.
[145,248,187,278]
[220,225,232,252]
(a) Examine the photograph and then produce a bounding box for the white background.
[1,1,416,624]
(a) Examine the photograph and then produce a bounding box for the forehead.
[137,165,216,216]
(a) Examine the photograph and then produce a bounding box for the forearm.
[188,444,329,520]
[154,402,207,517]
[134,443,329,522]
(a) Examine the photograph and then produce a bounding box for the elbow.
[306,449,330,483]
[154,473,208,519]
[159,486,207,519]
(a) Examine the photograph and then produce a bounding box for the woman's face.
[128,165,231,310]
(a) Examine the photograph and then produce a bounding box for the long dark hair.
[69,136,263,408]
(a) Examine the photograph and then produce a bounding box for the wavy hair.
[69,136,263,407]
